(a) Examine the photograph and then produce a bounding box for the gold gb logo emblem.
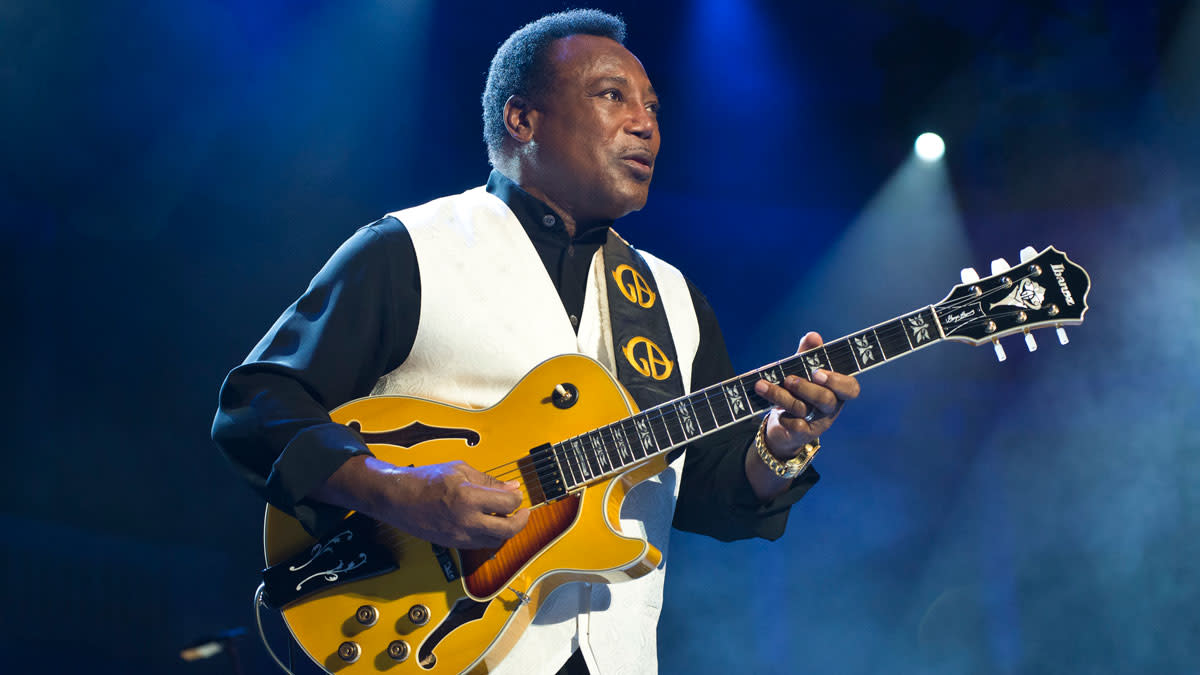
[622,336,674,381]
[612,264,657,308]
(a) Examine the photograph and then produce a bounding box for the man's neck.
[495,165,603,238]
[521,185,580,238]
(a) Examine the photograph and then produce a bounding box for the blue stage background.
[2,2,1197,673]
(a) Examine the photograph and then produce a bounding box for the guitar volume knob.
[388,640,411,662]
[355,605,378,627]
[408,604,430,626]
[337,641,361,664]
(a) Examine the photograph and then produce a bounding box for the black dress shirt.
[211,171,817,541]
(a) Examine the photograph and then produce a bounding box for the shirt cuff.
[264,422,373,537]
[727,462,820,541]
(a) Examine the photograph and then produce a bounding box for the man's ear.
[503,95,537,144]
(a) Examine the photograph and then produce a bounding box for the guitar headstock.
[934,246,1090,357]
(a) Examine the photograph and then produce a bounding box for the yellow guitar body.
[263,354,667,674]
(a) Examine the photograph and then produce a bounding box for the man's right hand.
[313,455,531,550]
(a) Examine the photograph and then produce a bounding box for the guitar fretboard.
[526,306,944,503]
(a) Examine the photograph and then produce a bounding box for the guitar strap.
[601,229,686,409]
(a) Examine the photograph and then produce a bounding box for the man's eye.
[601,89,623,101]
[647,102,661,115]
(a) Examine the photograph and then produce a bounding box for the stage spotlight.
[914,132,945,162]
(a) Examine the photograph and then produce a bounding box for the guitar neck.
[531,305,945,501]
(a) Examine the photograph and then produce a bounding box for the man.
[212,9,859,674]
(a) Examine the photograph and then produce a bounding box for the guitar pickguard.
[459,494,581,599]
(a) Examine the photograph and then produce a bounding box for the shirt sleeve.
[210,216,420,536]
[671,280,819,542]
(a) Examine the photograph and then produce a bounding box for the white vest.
[374,186,700,674]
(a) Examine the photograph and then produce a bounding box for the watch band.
[754,414,820,479]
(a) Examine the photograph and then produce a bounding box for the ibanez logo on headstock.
[934,245,1090,358]
[1051,263,1076,305]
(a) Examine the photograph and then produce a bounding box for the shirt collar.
[485,170,611,244]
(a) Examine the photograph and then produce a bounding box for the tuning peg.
[1025,332,1038,352]
[960,267,980,283]
[990,258,1011,275]
[993,339,1007,362]
[1019,246,1038,263]
[1057,326,1069,345]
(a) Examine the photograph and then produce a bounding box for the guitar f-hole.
[417,598,488,668]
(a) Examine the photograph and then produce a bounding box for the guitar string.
[478,302,993,489]
[456,268,1052,497]
[482,363,800,490]
[513,268,1041,486]
[481,298,1014,493]
[481,389,727,489]
[373,285,1055,528]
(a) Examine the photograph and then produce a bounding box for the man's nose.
[626,105,655,139]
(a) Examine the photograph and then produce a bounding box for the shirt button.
[569,314,579,328]
[542,214,556,228]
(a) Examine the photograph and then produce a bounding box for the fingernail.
[754,380,768,394]
[812,370,828,384]
[505,480,520,489]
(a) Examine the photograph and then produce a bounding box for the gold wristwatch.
[754,414,820,479]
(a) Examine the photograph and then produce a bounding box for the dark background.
[2,1,1198,673]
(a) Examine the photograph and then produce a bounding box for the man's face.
[528,34,661,224]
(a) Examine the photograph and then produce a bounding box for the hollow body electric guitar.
[259,246,1091,674]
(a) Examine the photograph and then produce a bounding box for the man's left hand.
[753,331,861,458]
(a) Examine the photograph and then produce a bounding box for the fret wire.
[586,431,605,476]
[564,439,584,484]
[847,334,864,371]
[643,409,669,453]
[712,385,735,425]
[586,434,601,477]
[609,425,626,469]
[522,304,955,494]
[585,435,599,479]
[593,426,612,473]
[665,404,685,444]
[572,437,591,482]
[555,443,578,488]
[565,437,585,482]
[630,416,654,458]
[621,418,639,461]
[725,379,751,419]
[549,444,567,488]
[653,405,676,447]
[674,399,699,439]
[606,423,627,468]
[622,419,639,458]
[826,339,860,376]
[744,372,771,412]
[689,395,706,434]
[874,325,904,360]
[899,315,916,350]
[703,388,724,428]
[690,392,706,427]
